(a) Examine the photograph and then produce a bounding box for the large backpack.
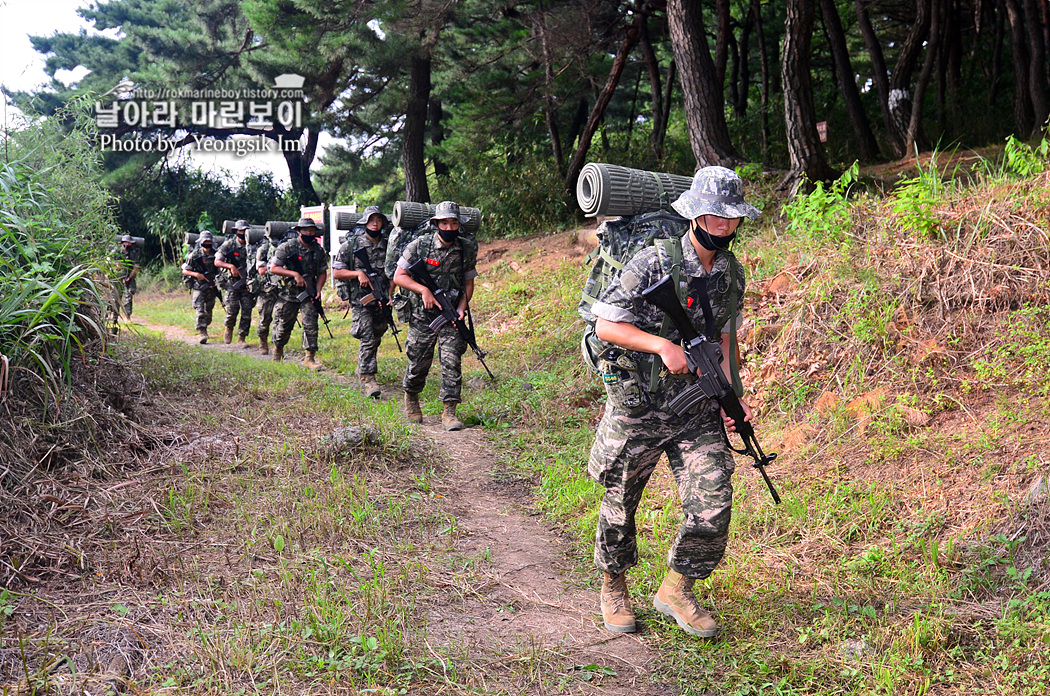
[579,211,743,397]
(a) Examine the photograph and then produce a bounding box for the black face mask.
[437,227,459,244]
[236,231,246,241]
[301,233,318,245]
[201,244,213,250]
[693,227,736,252]
[365,227,382,240]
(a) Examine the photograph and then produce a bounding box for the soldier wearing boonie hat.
[392,200,479,431]
[268,217,329,368]
[586,166,761,639]
[109,233,141,324]
[181,230,220,344]
[332,205,393,397]
[215,219,255,346]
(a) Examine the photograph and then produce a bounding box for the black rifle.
[194,276,224,308]
[353,247,403,352]
[406,258,496,381]
[296,273,334,339]
[227,248,250,292]
[641,274,780,504]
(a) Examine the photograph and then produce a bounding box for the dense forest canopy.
[10,0,1050,239]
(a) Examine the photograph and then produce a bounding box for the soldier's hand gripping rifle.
[296,274,334,339]
[195,276,224,308]
[353,247,403,352]
[641,275,781,504]
[228,254,249,292]
[406,259,496,382]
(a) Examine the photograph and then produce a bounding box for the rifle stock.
[353,248,403,352]
[406,259,496,381]
[299,274,334,339]
[641,275,780,504]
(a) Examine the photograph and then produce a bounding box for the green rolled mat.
[335,211,359,231]
[391,201,481,235]
[112,235,146,247]
[576,162,693,217]
[221,220,267,238]
[185,232,228,247]
[265,221,298,239]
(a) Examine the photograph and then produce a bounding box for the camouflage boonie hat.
[429,200,467,224]
[671,166,761,221]
[233,219,250,230]
[294,217,323,233]
[120,234,134,243]
[357,205,388,226]
[199,230,214,243]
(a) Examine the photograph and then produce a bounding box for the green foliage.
[781,161,858,238]
[890,155,949,240]
[0,103,115,405]
[1002,135,1050,178]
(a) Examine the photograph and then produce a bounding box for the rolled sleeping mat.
[335,211,359,231]
[185,232,228,247]
[265,220,298,239]
[392,201,481,235]
[576,162,694,217]
[113,235,146,247]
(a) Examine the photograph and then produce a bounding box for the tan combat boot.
[653,569,718,638]
[259,336,269,355]
[304,350,321,370]
[223,326,233,344]
[404,392,423,424]
[441,402,465,431]
[236,334,247,346]
[600,571,636,633]
[198,329,209,345]
[361,374,381,399]
[273,344,284,362]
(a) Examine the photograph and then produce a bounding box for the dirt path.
[133,319,675,695]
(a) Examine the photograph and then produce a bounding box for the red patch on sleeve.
[297,256,303,261]
[686,297,694,308]
[425,258,439,266]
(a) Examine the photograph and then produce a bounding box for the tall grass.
[0,101,116,409]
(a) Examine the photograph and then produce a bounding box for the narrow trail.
[133,319,678,695]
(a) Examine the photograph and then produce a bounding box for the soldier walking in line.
[253,228,281,355]
[181,230,220,344]
[333,206,393,398]
[392,201,478,431]
[587,167,762,638]
[214,219,255,346]
[109,233,141,324]
[268,218,328,368]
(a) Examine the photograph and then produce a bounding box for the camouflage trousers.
[223,287,255,337]
[272,297,319,351]
[107,278,135,322]
[191,288,217,331]
[589,400,735,580]
[351,303,388,375]
[255,290,278,340]
[402,321,466,402]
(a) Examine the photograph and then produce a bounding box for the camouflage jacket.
[333,229,389,305]
[113,245,141,280]
[182,246,218,286]
[592,237,745,412]
[385,222,432,279]
[271,237,329,302]
[215,237,251,289]
[397,232,478,323]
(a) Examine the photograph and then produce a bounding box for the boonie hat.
[199,230,214,243]
[233,219,250,230]
[671,166,762,221]
[429,200,467,224]
[357,205,389,227]
[294,217,323,233]
[120,234,134,244]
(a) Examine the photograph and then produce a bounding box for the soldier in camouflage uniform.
[109,234,141,324]
[269,217,329,368]
[332,206,391,398]
[181,230,220,344]
[253,229,282,355]
[392,201,478,431]
[215,219,255,346]
[588,166,761,638]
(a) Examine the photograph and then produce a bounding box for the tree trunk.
[736,7,754,117]
[638,15,667,159]
[1024,0,1050,133]
[658,59,676,160]
[905,0,944,154]
[403,52,431,203]
[714,0,731,87]
[283,128,321,206]
[752,0,770,162]
[818,0,879,161]
[781,0,838,191]
[1003,0,1035,134]
[667,0,740,167]
[887,1,932,156]
[566,97,588,152]
[987,1,1005,109]
[537,11,565,175]
[855,0,895,148]
[564,19,641,194]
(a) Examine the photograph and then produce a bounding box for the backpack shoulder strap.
[726,251,743,398]
[645,235,685,392]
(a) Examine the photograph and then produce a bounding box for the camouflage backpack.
[579,211,742,394]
